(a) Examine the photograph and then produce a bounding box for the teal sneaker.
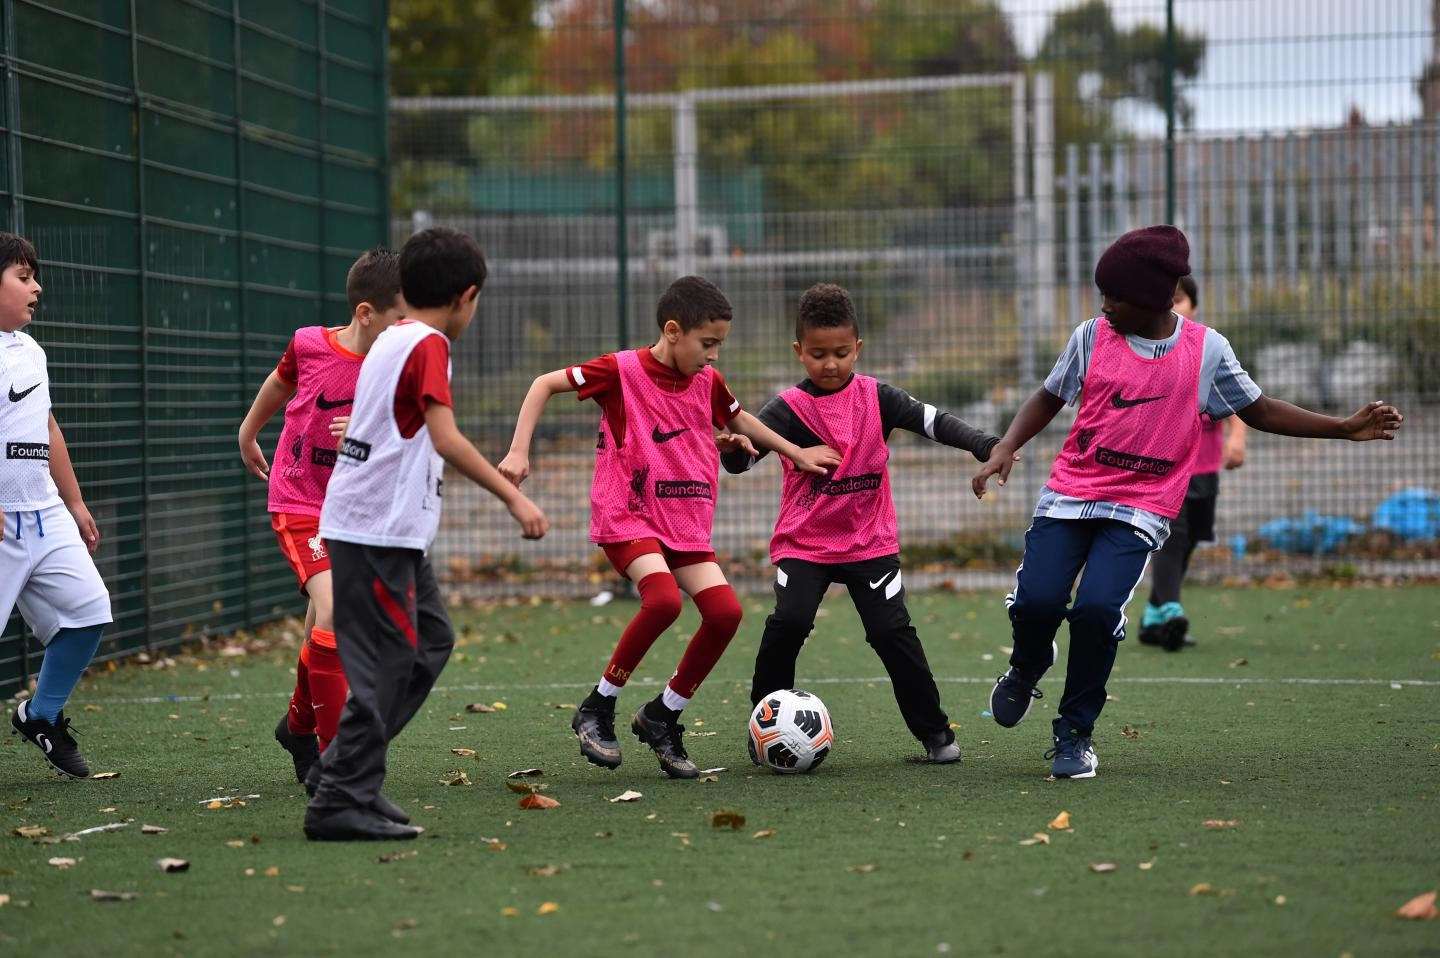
[1139,602,1189,651]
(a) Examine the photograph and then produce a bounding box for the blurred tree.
[1036,0,1206,143]
[389,0,541,97]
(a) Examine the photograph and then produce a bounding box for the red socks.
[669,584,743,698]
[285,629,348,752]
[603,572,683,685]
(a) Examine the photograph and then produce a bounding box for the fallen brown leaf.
[13,826,48,838]
[1228,657,1248,668]
[1018,832,1051,846]
[518,793,560,810]
[140,825,168,835]
[711,809,746,829]
[1190,883,1218,896]
[752,829,776,839]
[847,864,878,873]
[507,768,544,778]
[1395,891,1437,920]
[523,864,569,877]
[697,775,719,783]
[1048,811,1072,831]
[464,703,495,713]
[1120,725,1141,740]
[1089,863,1117,873]
[378,850,418,863]
[537,902,559,915]
[157,858,189,873]
[90,772,120,780]
[607,790,643,803]
[90,889,139,902]
[1201,820,1241,828]
[48,857,78,869]
[264,866,280,877]
[439,771,471,786]
[225,840,245,848]
[451,748,476,757]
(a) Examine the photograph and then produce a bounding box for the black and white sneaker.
[11,700,90,778]
[921,728,962,764]
[988,641,1059,728]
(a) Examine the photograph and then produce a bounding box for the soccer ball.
[748,688,834,774]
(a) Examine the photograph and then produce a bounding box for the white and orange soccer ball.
[747,688,834,774]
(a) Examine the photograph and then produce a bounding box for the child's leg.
[381,555,454,739]
[664,561,743,711]
[300,570,347,751]
[30,625,103,721]
[1054,520,1155,740]
[597,552,683,697]
[285,600,319,736]
[309,542,420,813]
[844,555,948,742]
[751,558,830,706]
[1007,518,1094,675]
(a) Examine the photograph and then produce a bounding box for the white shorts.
[1,502,112,644]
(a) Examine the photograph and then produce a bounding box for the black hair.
[795,283,858,342]
[1176,274,1199,309]
[400,227,487,309]
[0,232,40,274]
[655,275,731,332]
[345,247,401,312]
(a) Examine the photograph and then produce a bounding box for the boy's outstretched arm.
[426,402,548,539]
[970,386,1066,499]
[728,409,840,475]
[1236,397,1403,441]
[48,414,100,554]
[498,369,576,487]
[237,371,296,480]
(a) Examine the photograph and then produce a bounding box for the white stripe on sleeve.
[922,403,937,439]
[570,365,585,386]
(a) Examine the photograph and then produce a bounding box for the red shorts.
[272,512,330,594]
[600,538,716,579]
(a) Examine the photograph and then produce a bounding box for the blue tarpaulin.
[1254,511,1362,554]
[1370,488,1440,542]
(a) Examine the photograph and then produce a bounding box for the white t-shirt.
[0,329,61,511]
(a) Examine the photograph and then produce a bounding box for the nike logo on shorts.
[1110,391,1166,409]
[868,573,892,590]
[315,392,353,410]
[652,425,689,443]
[8,383,39,402]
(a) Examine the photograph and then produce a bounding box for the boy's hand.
[69,502,101,554]
[328,415,349,440]
[714,430,757,457]
[1222,438,1247,469]
[1341,400,1403,441]
[239,437,270,480]
[791,444,841,475]
[498,452,529,487]
[507,493,548,539]
[971,443,1018,499]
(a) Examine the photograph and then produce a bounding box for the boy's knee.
[698,586,743,634]
[637,572,684,623]
[1069,601,1122,640]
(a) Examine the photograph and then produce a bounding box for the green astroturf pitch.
[1,584,1437,957]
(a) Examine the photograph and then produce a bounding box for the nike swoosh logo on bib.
[315,393,353,410]
[652,425,689,443]
[1110,391,1166,408]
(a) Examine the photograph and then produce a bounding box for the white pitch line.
[79,673,1440,706]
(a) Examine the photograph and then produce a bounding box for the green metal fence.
[0,0,388,693]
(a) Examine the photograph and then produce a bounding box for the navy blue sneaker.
[1045,733,1098,779]
[989,641,1058,728]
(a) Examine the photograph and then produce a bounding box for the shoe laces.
[581,703,617,742]
[660,721,690,761]
[1044,736,1090,762]
[997,671,1043,700]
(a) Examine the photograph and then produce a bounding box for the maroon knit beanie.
[1093,225,1191,311]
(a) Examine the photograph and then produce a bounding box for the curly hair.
[795,283,858,342]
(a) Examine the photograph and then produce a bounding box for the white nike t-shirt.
[0,329,61,511]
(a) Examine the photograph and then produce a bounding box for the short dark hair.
[656,275,731,332]
[400,227,487,309]
[1177,274,1199,309]
[0,232,39,274]
[346,247,400,312]
[795,283,858,342]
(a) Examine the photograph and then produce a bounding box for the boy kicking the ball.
[723,283,1001,765]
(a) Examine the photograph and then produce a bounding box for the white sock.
[661,686,690,712]
[596,678,623,698]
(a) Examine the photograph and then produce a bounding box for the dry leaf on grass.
[157,858,189,873]
[439,771,471,787]
[478,836,508,851]
[378,850,418,863]
[90,889,139,902]
[225,840,245,849]
[607,790,643,803]
[13,826,47,838]
[523,864,569,877]
[507,768,544,778]
[1120,725,1141,740]
[847,864,879,873]
[1201,820,1241,828]
[518,793,560,810]
[1228,658,1248,668]
[537,902,560,915]
[464,703,495,713]
[711,809,746,829]
[1190,883,1218,896]
[1089,863,1117,873]
[451,748,476,757]
[1395,891,1437,920]
[140,825,168,835]
[1018,833,1051,846]
[1048,811,1071,831]
[500,907,518,917]
[48,857,79,869]
[698,775,720,783]
[752,830,776,840]
[90,772,120,780]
